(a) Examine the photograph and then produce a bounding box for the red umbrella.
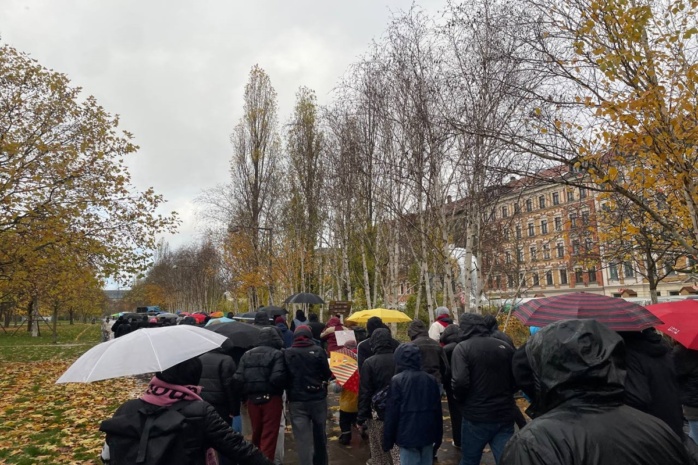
[646,300,698,349]
[514,292,662,331]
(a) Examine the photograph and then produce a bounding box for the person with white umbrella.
[100,357,271,465]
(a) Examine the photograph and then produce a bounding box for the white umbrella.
[56,325,228,383]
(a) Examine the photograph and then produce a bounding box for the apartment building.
[480,167,697,300]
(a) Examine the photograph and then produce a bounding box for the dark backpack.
[371,385,390,420]
[100,402,189,465]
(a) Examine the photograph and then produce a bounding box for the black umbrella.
[259,306,288,317]
[284,292,325,305]
[233,312,258,321]
[209,321,261,349]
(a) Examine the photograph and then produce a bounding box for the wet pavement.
[281,395,495,465]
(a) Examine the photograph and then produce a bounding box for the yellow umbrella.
[346,308,412,324]
[210,311,224,318]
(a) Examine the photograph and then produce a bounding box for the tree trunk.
[361,243,373,309]
[414,268,424,320]
[31,296,40,337]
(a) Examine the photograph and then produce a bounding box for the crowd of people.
[99,306,698,465]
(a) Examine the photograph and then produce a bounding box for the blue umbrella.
[205,316,235,327]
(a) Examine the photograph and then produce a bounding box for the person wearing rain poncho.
[502,319,693,465]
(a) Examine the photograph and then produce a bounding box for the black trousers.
[339,410,357,433]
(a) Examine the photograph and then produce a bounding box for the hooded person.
[306,313,325,341]
[618,328,684,438]
[483,314,515,348]
[274,316,294,348]
[383,344,442,465]
[320,316,350,353]
[440,324,464,449]
[198,338,240,423]
[290,309,307,332]
[284,325,333,465]
[451,313,516,465]
[357,328,401,465]
[233,327,287,461]
[358,316,400,370]
[100,357,271,465]
[501,319,692,465]
[253,311,271,327]
[428,306,453,342]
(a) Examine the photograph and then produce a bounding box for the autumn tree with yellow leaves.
[0,45,178,329]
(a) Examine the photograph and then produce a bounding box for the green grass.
[0,321,101,362]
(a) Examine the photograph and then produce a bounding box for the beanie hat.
[156,357,202,386]
[435,306,450,317]
[294,325,313,339]
[275,316,286,324]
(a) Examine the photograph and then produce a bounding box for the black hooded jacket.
[284,332,333,402]
[619,330,684,437]
[451,313,515,423]
[199,340,240,420]
[407,320,449,384]
[383,344,442,451]
[440,324,463,394]
[358,328,397,423]
[501,319,691,465]
[357,317,400,370]
[233,328,286,397]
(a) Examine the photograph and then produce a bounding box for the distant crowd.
[99,307,698,465]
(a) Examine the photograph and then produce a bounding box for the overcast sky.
[1,0,443,250]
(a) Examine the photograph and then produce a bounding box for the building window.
[575,268,584,283]
[670,290,680,296]
[528,223,535,237]
[517,248,524,262]
[552,192,560,205]
[505,251,512,264]
[514,203,521,214]
[584,237,593,252]
[579,187,587,199]
[546,270,554,285]
[555,217,562,231]
[624,261,635,278]
[519,273,526,287]
[570,213,578,228]
[588,267,597,283]
[572,239,580,255]
[560,269,568,284]
[582,211,590,225]
[507,274,514,288]
[530,246,537,261]
[609,262,618,280]
[541,220,548,234]
[664,262,676,276]
[556,243,564,258]
[567,190,575,202]
[501,206,508,218]
[526,199,533,212]
[516,226,522,239]
[539,195,546,209]
[543,244,551,260]
[533,273,540,286]
[504,228,510,240]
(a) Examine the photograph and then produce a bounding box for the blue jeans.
[689,420,698,444]
[289,399,328,465]
[460,419,514,465]
[400,445,433,465]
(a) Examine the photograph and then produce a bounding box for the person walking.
[233,327,287,462]
[112,316,131,338]
[483,314,515,348]
[306,313,325,341]
[451,313,515,465]
[357,328,401,465]
[290,309,308,331]
[428,307,453,342]
[357,316,400,370]
[100,357,271,465]
[383,344,442,465]
[101,317,112,342]
[501,319,692,465]
[274,316,294,348]
[284,325,332,465]
[407,319,449,460]
[321,316,350,353]
[440,324,463,449]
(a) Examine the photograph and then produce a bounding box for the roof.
[103,289,128,300]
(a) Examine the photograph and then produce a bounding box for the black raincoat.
[501,319,692,465]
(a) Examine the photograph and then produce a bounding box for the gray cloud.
[1,0,443,248]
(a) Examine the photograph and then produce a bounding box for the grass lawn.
[0,322,140,464]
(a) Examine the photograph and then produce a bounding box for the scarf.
[292,336,316,348]
[140,376,203,407]
[436,314,452,328]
